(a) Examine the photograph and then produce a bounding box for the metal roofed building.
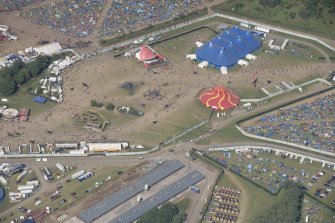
[195,26,262,69]
[109,171,205,223]
[78,160,185,222]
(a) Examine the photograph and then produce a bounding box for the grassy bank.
[212,0,335,39]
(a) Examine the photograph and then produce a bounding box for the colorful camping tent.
[199,86,240,110]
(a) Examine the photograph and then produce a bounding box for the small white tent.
[246,54,257,61]
[220,66,228,75]
[198,61,208,68]
[186,54,196,60]
[195,41,203,47]
[238,59,249,66]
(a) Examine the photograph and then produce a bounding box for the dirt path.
[91,0,114,45]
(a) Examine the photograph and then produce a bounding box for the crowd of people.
[243,94,335,153]
[14,0,204,37]
[100,0,203,36]
[23,0,106,37]
[0,0,45,11]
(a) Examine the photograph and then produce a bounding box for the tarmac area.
[0,148,220,223]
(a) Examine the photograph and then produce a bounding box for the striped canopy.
[199,86,240,110]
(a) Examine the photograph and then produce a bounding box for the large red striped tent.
[199,86,240,110]
[135,45,165,68]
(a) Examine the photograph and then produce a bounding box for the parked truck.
[72,170,85,179]
[78,171,93,182]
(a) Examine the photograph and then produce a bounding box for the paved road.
[99,12,335,55]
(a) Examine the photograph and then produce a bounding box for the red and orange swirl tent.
[199,86,240,110]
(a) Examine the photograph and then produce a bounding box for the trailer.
[0,176,8,185]
[20,189,33,195]
[27,180,39,187]
[56,163,65,172]
[190,185,200,193]
[16,170,28,182]
[255,26,270,33]
[78,172,93,182]
[43,167,52,180]
[72,170,85,179]
[18,185,34,191]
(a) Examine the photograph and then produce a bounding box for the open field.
[1,10,334,152]
[212,0,335,38]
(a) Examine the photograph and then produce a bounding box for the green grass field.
[271,31,335,58]
[175,197,191,213]
[0,69,55,118]
[212,0,335,38]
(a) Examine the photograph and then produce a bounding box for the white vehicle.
[42,158,48,162]
[148,36,155,42]
[36,158,41,162]
[134,38,144,44]
[138,156,143,160]
[35,200,42,206]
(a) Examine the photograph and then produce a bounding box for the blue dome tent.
[195,26,261,69]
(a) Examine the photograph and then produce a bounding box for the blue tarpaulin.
[33,96,47,103]
[0,185,5,203]
[195,26,262,68]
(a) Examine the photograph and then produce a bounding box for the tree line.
[138,202,187,223]
[0,53,66,96]
[251,182,304,223]
[259,0,335,19]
